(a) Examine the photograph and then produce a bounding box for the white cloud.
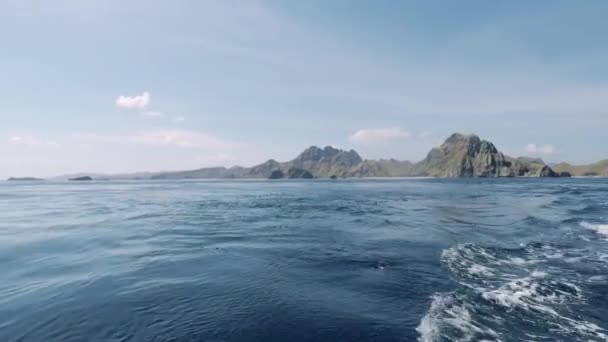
[115,91,150,109]
[525,143,557,155]
[174,115,185,122]
[349,127,410,145]
[8,134,59,148]
[141,111,163,118]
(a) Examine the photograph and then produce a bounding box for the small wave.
[580,221,608,240]
[416,293,501,342]
[481,273,582,311]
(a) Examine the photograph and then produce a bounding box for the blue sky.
[1,0,607,178]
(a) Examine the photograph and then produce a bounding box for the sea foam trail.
[418,243,608,341]
[416,293,501,342]
[580,221,608,240]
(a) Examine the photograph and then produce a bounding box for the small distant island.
[68,176,93,181]
[7,177,44,182]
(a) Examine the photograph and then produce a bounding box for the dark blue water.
[1,179,607,341]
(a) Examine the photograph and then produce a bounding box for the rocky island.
[411,133,568,177]
[38,133,584,181]
[143,133,571,179]
[68,176,93,181]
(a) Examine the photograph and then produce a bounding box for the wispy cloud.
[116,91,150,109]
[70,129,264,170]
[525,143,557,155]
[75,129,243,150]
[141,111,163,118]
[8,134,59,148]
[173,115,185,123]
[349,127,410,145]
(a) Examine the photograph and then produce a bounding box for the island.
[147,133,571,179]
[51,133,583,180]
[553,160,608,177]
[7,177,44,181]
[68,176,93,181]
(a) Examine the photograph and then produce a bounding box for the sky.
[1,0,607,178]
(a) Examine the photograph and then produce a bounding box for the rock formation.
[415,133,514,177]
[413,133,565,178]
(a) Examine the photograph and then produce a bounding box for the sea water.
[1,178,607,341]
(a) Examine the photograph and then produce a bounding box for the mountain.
[147,145,363,179]
[47,133,574,180]
[239,160,281,178]
[414,133,511,177]
[285,146,362,178]
[552,160,608,176]
[413,133,563,177]
[146,134,565,179]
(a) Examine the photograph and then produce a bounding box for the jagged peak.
[302,145,323,153]
[297,145,358,157]
[300,145,354,154]
[323,145,340,153]
[260,159,279,165]
[291,145,363,168]
[440,133,499,156]
[295,146,326,162]
[443,133,480,145]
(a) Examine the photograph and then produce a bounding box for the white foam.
[441,245,497,279]
[531,270,547,278]
[430,243,608,340]
[416,293,501,342]
[505,257,527,265]
[588,275,605,283]
[580,221,608,240]
[469,264,493,276]
[482,273,581,310]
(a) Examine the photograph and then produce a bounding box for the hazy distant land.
[8,133,607,181]
[7,177,44,182]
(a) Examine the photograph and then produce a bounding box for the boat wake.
[417,241,608,341]
[581,221,608,240]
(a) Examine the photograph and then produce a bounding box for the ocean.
[1,178,607,341]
